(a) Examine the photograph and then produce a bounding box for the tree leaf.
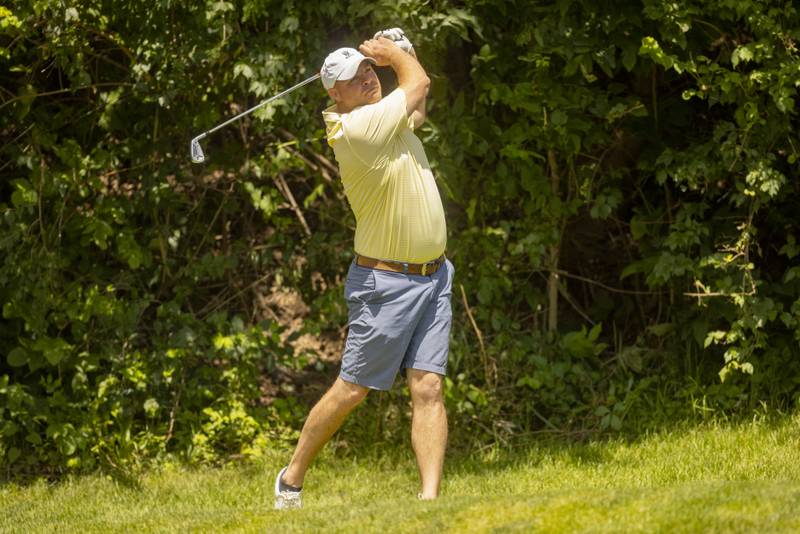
[7,347,28,367]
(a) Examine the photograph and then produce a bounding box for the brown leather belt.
[356,254,445,276]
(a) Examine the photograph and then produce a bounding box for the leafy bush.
[1,0,799,475]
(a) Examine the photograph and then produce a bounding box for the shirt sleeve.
[342,88,414,161]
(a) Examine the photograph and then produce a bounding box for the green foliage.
[1,0,799,475]
[0,0,346,474]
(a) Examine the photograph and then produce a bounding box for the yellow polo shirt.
[323,88,447,264]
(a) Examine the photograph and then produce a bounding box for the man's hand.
[373,28,414,56]
[358,37,402,67]
[362,32,430,128]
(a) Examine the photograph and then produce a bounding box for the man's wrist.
[388,46,414,68]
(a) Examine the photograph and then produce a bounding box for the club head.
[190,138,205,163]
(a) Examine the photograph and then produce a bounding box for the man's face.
[328,61,381,110]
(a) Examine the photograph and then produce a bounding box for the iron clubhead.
[190,138,205,163]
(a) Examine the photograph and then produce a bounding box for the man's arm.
[359,38,430,127]
[407,48,427,128]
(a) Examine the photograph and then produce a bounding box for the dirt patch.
[254,277,346,406]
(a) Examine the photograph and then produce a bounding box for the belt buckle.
[422,258,440,276]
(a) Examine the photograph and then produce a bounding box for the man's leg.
[281,377,369,487]
[407,368,448,499]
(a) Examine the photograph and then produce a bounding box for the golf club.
[190,72,321,163]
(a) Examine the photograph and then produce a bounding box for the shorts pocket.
[345,263,376,303]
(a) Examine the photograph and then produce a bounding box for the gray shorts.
[339,257,455,391]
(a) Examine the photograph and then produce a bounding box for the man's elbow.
[408,75,429,94]
[413,76,430,104]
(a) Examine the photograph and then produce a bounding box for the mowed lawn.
[2,415,800,533]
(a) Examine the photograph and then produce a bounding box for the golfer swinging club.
[274,28,454,509]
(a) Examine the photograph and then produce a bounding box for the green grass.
[2,414,800,533]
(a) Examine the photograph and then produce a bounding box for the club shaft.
[195,73,321,142]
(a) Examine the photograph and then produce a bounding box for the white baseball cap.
[320,47,377,90]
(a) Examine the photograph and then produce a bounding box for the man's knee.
[333,377,369,406]
[408,370,444,405]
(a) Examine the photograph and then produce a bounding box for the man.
[274,29,454,510]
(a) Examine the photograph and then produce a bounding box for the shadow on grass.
[317,403,797,483]
[1,397,795,495]
[0,455,145,490]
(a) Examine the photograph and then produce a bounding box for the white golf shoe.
[274,466,302,510]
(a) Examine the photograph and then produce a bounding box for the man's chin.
[367,86,382,103]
